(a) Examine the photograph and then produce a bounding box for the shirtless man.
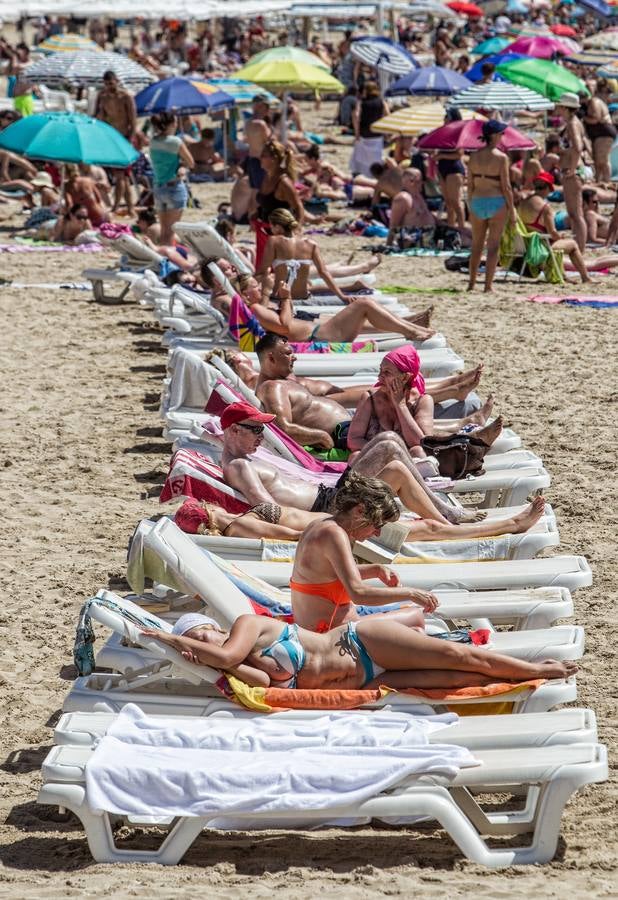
[94,69,137,215]
[387,168,436,246]
[369,159,404,204]
[243,96,272,194]
[221,401,471,523]
[190,127,223,177]
[582,189,609,243]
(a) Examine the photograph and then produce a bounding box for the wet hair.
[261,139,296,180]
[102,69,117,82]
[151,112,176,134]
[582,189,597,204]
[215,217,235,240]
[370,161,386,177]
[256,331,287,359]
[268,207,299,236]
[331,472,400,528]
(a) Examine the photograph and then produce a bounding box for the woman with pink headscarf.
[347,346,499,457]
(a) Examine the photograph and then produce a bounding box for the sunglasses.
[236,422,265,435]
[75,214,89,220]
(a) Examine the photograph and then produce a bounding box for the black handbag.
[420,433,489,480]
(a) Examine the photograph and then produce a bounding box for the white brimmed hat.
[556,92,580,109]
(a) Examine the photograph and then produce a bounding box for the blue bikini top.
[260,623,306,689]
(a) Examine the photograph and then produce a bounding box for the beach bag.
[433,223,462,252]
[420,433,489,479]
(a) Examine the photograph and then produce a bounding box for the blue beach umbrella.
[386,66,472,97]
[465,51,525,82]
[0,111,138,167]
[208,78,279,106]
[472,36,512,56]
[135,77,235,116]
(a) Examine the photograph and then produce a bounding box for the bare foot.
[467,394,494,426]
[473,414,503,448]
[406,325,436,341]
[451,364,484,401]
[447,506,488,524]
[405,305,434,328]
[510,496,545,534]
[536,659,578,679]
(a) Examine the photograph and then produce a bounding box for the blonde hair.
[268,207,299,236]
[332,472,400,528]
[262,139,296,180]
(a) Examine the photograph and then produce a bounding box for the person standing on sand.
[94,69,137,217]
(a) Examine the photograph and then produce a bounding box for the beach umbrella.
[585,29,618,50]
[245,46,331,71]
[417,118,536,150]
[449,81,554,111]
[597,58,618,76]
[0,111,139,167]
[403,0,460,16]
[208,78,279,106]
[350,37,419,76]
[472,36,512,55]
[505,34,577,57]
[465,51,525,81]
[446,1,483,15]
[22,51,155,89]
[235,59,343,141]
[38,34,102,53]
[370,102,479,135]
[566,49,618,65]
[497,57,589,100]
[134,77,234,116]
[387,65,472,96]
[550,24,578,37]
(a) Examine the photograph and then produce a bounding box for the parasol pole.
[281,90,289,143]
[223,108,228,182]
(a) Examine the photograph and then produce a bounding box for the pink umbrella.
[417,119,535,151]
[505,35,576,58]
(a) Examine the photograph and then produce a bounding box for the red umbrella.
[417,119,536,151]
[446,1,483,16]
[550,24,578,38]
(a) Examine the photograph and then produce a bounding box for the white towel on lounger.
[85,704,478,826]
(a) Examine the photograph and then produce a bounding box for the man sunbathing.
[220,401,483,524]
[211,343,485,420]
[254,333,495,453]
[387,168,436,248]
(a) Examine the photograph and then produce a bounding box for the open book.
[353,520,411,565]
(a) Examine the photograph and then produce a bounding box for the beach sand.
[0,102,617,897]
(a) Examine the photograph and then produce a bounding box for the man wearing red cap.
[221,402,470,523]
[517,172,591,283]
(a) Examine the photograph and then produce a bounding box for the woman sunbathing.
[174,489,546,549]
[143,544,576,694]
[347,345,500,458]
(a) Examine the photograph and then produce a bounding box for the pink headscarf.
[174,498,209,534]
[375,346,426,395]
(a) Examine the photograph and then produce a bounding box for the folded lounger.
[37,738,606,867]
[83,235,165,304]
[64,589,577,718]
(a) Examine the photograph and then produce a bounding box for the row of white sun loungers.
[40,233,606,868]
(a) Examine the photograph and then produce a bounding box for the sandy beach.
[0,101,617,897]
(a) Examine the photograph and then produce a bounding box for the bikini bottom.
[469,196,506,220]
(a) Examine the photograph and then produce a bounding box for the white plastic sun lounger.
[37,739,606,867]
[83,235,166,304]
[53,706,598,750]
[236,556,592,594]
[64,590,577,719]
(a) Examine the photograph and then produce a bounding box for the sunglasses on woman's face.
[236,422,265,435]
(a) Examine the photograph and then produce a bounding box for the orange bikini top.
[289,578,352,633]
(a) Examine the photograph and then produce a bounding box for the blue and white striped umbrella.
[387,66,472,96]
[23,51,155,89]
[208,78,279,106]
[450,81,554,111]
[350,37,419,76]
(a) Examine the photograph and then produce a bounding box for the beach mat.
[527,294,618,309]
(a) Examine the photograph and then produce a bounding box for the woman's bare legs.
[443,173,465,230]
[467,213,489,291]
[405,496,545,541]
[316,297,435,342]
[428,364,484,404]
[553,238,591,283]
[483,205,509,293]
[593,136,613,184]
[158,207,184,246]
[357,617,579,681]
[563,174,586,253]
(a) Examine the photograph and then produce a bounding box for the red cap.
[220,401,275,430]
[174,498,209,534]
[534,171,555,187]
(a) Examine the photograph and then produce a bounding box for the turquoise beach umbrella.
[0,111,139,167]
[472,37,511,56]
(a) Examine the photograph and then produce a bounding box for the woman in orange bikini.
[290,472,439,633]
